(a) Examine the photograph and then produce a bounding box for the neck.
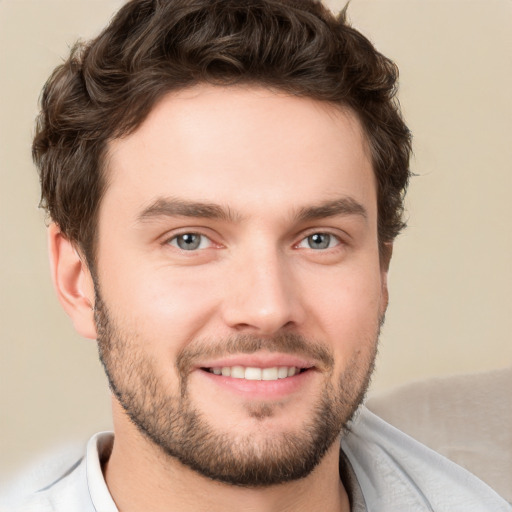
[104,414,350,512]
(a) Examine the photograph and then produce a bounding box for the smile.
[203,366,307,381]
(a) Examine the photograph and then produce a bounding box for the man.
[13,0,510,511]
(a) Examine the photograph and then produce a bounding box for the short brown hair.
[33,0,411,265]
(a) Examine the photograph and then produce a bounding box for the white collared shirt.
[5,407,511,512]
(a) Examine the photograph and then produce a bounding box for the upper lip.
[196,353,317,370]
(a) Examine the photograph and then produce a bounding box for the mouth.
[201,366,310,381]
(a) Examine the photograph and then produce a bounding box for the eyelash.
[166,232,214,251]
[294,232,342,251]
[165,230,344,253]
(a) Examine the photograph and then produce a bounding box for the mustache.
[176,333,334,375]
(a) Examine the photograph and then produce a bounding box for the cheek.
[305,263,383,350]
[98,260,222,351]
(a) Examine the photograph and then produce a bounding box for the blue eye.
[298,233,339,250]
[169,233,211,251]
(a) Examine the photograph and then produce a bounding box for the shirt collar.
[84,431,366,512]
[86,432,118,512]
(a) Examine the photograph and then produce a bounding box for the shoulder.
[366,367,512,502]
[1,440,95,512]
[342,406,512,512]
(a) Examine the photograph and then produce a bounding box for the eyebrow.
[137,196,367,224]
[295,197,368,223]
[137,197,241,223]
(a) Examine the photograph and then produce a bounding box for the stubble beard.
[95,292,378,487]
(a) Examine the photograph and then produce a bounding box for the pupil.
[178,234,200,250]
[309,233,330,249]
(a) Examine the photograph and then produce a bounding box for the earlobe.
[48,223,97,340]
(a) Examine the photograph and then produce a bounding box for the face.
[93,85,388,486]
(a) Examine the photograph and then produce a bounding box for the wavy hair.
[33,0,411,264]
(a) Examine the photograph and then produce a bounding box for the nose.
[221,246,304,336]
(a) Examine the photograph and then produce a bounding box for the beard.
[95,290,378,488]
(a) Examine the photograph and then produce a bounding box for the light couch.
[367,366,512,503]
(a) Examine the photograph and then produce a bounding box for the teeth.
[209,366,302,381]
[245,367,262,380]
[277,367,289,379]
[231,366,245,379]
[262,367,278,381]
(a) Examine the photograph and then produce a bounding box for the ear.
[48,223,97,340]
[379,242,393,316]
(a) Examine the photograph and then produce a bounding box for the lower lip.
[197,368,316,400]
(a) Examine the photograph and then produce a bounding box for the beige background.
[1,0,511,480]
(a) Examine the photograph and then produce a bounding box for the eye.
[297,233,340,250]
[168,233,211,251]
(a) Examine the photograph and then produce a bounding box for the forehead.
[104,85,376,222]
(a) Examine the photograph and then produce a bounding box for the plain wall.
[1,0,511,479]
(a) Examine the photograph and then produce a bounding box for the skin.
[49,85,391,512]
